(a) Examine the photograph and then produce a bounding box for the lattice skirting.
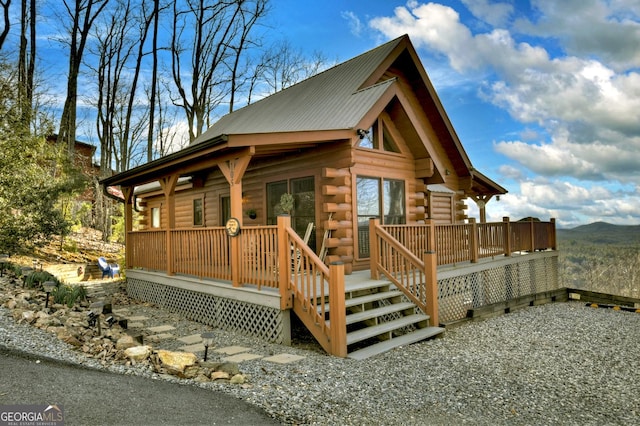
[438,254,559,323]
[127,277,288,344]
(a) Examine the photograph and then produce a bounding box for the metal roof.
[192,36,405,144]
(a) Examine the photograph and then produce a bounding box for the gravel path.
[2,286,639,425]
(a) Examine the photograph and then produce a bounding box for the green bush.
[52,283,87,308]
[24,270,59,289]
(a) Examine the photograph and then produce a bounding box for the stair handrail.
[277,215,347,357]
[369,218,439,324]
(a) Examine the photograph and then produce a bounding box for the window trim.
[192,195,205,227]
[150,206,161,229]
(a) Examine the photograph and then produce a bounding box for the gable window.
[193,197,204,226]
[267,177,316,250]
[356,118,400,153]
[356,176,406,258]
[151,207,161,229]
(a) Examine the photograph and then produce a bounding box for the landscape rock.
[211,371,230,380]
[156,350,197,376]
[20,310,36,324]
[124,345,152,362]
[230,374,246,384]
[116,335,139,350]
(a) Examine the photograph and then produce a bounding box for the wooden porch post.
[160,174,179,276]
[329,261,347,357]
[503,217,511,257]
[469,217,478,263]
[219,155,252,287]
[423,251,439,327]
[122,186,134,269]
[369,218,380,280]
[277,215,293,310]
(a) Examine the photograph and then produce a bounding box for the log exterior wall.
[136,125,469,273]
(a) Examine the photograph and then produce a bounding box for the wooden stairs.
[322,273,445,360]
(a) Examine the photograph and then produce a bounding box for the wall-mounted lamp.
[356,128,369,139]
[445,169,451,176]
[496,195,501,201]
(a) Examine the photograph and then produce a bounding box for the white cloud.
[460,0,513,27]
[514,0,640,71]
[483,178,640,227]
[341,11,364,37]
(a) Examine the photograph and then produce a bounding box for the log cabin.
[102,35,558,358]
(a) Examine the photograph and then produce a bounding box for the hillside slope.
[557,221,640,245]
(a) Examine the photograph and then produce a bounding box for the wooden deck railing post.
[469,218,479,263]
[369,218,380,280]
[529,217,535,252]
[277,215,293,310]
[550,218,557,250]
[329,261,347,357]
[423,251,439,327]
[503,217,511,257]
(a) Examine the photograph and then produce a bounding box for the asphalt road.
[0,348,279,426]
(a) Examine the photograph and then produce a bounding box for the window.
[267,177,316,250]
[356,177,405,258]
[151,207,161,228]
[356,119,400,153]
[220,196,231,226]
[193,197,204,226]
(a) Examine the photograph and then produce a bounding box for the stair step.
[325,302,418,327]
[346,313,429,346]
[348,326,445,360]
[345,302,417,325]
[344,279,392,295]
[317,290,404,314]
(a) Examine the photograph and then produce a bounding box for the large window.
[357,177,405,258]
[267,177,316,250]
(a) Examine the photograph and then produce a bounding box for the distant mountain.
[557,222,640,245]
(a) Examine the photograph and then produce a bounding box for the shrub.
[52,283,87,308]
[24,270,59,289]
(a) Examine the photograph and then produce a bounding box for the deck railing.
[278,215,346,357]
[126,230,167,271]
[381,217,556,266]
[369,219,439,325]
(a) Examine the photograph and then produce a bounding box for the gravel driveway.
[2,295,639,425]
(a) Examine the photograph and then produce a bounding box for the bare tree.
[227,0,267,113]
[147,0,160,162]
[170,0,268,143]
[57,0,110,155]
[17,0,35,132]
[259,40,328,94]
[0,0,10,50]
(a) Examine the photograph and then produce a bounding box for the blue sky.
[261,0,640,228]
[27,0,640,228]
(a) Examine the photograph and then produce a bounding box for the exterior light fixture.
[201,332,215,361]
[356,128,369,139]
[0,254,8,277]
[21,267,33,288]
[42,281,56,309]
[89,301,106,335]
